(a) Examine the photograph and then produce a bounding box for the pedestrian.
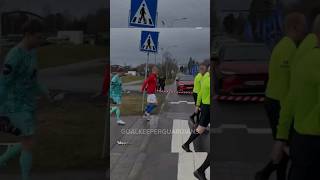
[271,14,320,180]
[110,70,126,125]
[159,74,166,91]
[0,20,52,180]
[194,153,211,180]
[182,65,210,153]
[255,13,307,180]
[190,63,208,126]
[141,66,159,121]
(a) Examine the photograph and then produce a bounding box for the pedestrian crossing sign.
[140,31,159,53]
[129,0,158,28]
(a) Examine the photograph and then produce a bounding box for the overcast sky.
[0,0,106,17]
[111,28,210,66]
[111,0,210,28]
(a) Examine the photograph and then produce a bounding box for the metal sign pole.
[142,52,150,112]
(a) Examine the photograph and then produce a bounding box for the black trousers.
[264,97,280,139]
[289,131,320,180]
[265,97,289,180]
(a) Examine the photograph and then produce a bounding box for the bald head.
[152,66,159,74]
[284,13,306,43]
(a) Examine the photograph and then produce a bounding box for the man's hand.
[195,106,200,114]
[271,141,287,163]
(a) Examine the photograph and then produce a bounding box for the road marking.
[169,101,195,105]
[171,119,210,180]
[178,152,210,180]
[171,119,194,153]
[212,124,272,134]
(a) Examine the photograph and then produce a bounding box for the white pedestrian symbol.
[131,0,154,26]
[142,34,156,51]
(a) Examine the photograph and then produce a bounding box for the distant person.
[141,66,159,121]
[0,20,52,180]
[182,65,210,153]
[255,13,307,180]
[190,63,207,126]
[158,75,166,91]
[271,14,320,180]
[110,70,126,125]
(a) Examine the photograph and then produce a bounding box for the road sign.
[129,0,158,28]
[140,31,159,53]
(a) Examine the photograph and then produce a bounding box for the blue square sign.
[129,0,158,28]
[140,31,159,53]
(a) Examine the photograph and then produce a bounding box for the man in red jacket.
[141,66,159,120]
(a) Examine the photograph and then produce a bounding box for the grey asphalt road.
[212,101,277,180]
[110,84,210,180]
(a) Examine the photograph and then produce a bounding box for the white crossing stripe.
[171,119,194,153]
[171,119,210,180]
[212,124,272,134]
[177,152,210,180]
[169,101,195,105]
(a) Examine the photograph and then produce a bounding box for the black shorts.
[199,104,210,127]
[193,93,198,103]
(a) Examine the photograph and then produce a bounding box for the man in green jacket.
[182,64,210,152]
[256,13,307,180]
[190,63,207,125]
[271,14,320,180]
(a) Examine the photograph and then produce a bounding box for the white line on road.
[171,119,193,153]
[212,124,272,134]
[178,152,210,180]
[169,101,195,105]
[171,119,210,180]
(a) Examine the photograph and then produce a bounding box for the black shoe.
[194,170,207,180]
[181,144,192,152]
[254,171,270,180]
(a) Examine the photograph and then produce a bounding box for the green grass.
[122,75,144,83]
[37,44,106,69]
[2,92,108,172]
[118,92,165,116]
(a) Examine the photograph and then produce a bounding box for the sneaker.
[181,144,192,152]
[142,112,149,119]
[116,120,126,125]
[194,170,207,180]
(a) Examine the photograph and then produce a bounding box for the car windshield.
[223,45,270,61]
[179,76,194,81]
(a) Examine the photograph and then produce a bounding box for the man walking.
[182,65,210,153]
[271,14,320,180]
[141,66,159,121]
[0,20,51,180]
[190,63,207,126]
[255,13,307,180]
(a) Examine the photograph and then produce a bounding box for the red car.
[214,43,270,95]
[176,75,194,94]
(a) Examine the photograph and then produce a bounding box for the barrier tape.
[156,90,265,102]
[215,95,265,102]
[157,90,193,95]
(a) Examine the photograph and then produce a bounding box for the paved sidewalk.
[0,170,106,180]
